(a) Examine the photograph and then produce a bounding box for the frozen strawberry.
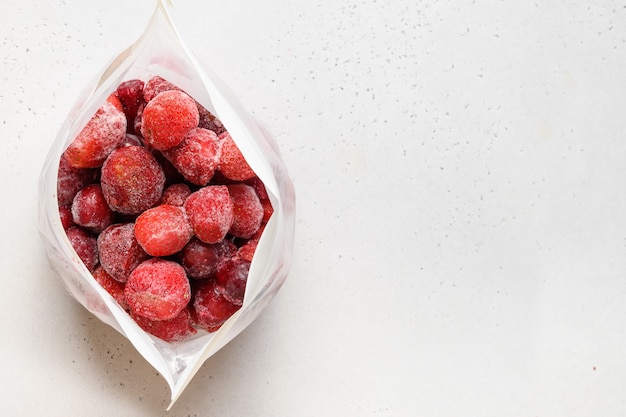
[97,223,149,283]
[215,257,250,305]
[57,154,97,206]
[66,226,98,272]
[247,176,274,223]
[217,132,256,181]
[197,104,226,135]
[180,238,237,279]
[246,176,269,200]
[59,206,74,230]
[116,79,145,133]
[251,222,267,240]
[162,127,219,186]
[184,185,234,244]
[142,76,180,102]
[133,102,144,135]
[130,307,196,342]
[161,183,191,206]
[260,199,274,224]
[124,258,191,321]
[140,90,199,150]
[143,76,225,134]
[109,93,124,112]
[92,266,128,310]
[227,183,263,239]
[64,94,127,168]
[100,145,165,215]
[71,183,115,233]
[134,204,193,257]
[193,279,241,332]
[237,239,258,262]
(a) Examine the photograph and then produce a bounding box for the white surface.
[2,0,626,415]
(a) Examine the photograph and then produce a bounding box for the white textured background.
[2,0,626,415]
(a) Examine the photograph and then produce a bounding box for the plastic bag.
[38,0,295,408]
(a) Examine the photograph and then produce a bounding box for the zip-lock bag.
[38,0,295,407]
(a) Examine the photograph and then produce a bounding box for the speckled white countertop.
[2,0,626,415]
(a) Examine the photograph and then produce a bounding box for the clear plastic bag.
[38,0,295,408]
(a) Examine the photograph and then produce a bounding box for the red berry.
[161,183,191,206]
[162,127,219,186]
[97,223,149,283]
[184,185,234,244]
[57,154,97,206]
[64,94,127,168]
[251,222,267,240]
[246,176,269,200]
[134,204,193,257]
[124,258,191,321]
[59,206,74,230]
[180,238,237,279]
[260,199,274,224]
[143,76,225,135]
[237,239,258,262]
[227,183,263,239]
[197,104,226,135]
[134,102,144,135]
[108,93,124,112]
[66,226,98,272]
[92,266,128,310]
[215,257,250,305]
[100,145,165,215]
[217,132,256,181]
[193,280,241,332]
[140,90,199,150]
[71,184,115,233]
[130,307,196,342]
[143,76,180,102]
[247,176,274,223]
[116,79,145,133]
